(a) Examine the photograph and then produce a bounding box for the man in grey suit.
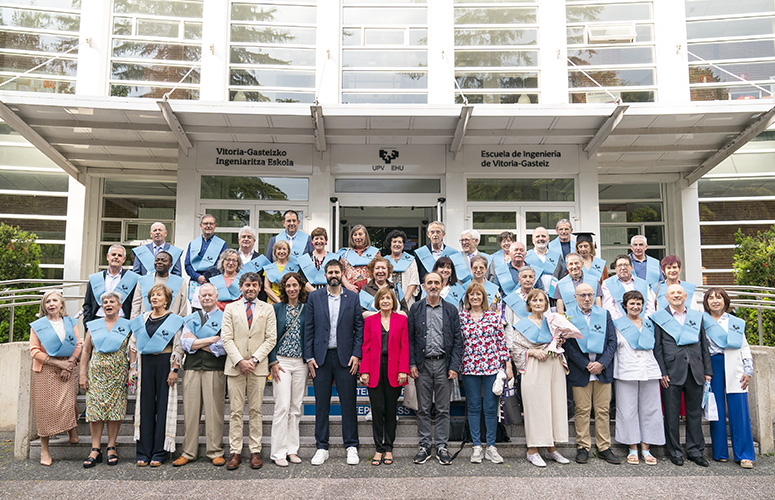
[408,272,463,465]
[653,284,712,467]
[132,222,182,276]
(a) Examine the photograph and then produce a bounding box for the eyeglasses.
[460,238,472,243]
[575,293,594,299]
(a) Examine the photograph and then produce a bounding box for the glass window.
[566,2,652,23]
[343,7,426,25]
[525,211,571,230]
[0,170,69,191]
[204,209,251,228]
[342,50,427,68]
[0,194,67,216]
[455,50,538,67]
[456,72,538,90]
[472,211,517,230]
[342,92,427,104]
[570,68,654,88]
[699,177,775,197]
[454,7,537,24]
[201,176,309,201]
[686,0,775,16]
[599,183,661,199]
[342,71,427,89]
[456,28,538,46]
[467,178,574,202]
[334,178,441,194]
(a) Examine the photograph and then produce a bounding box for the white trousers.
[270,356,309,460]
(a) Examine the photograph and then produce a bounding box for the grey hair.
[100,290,123,304]
[630,235,648,245]
[461,229,480,241]
[428,221,445,232]
[556,219,572,228]
[217,248,243,273]
[200,213,217,224]
[199,282,217,295]
[107,244,126,256]
[518,265,535,277]
[238,225,256,239]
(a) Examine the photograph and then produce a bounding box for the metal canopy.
[1,92,772,183]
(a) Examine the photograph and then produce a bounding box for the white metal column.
[200,0,229,101]
[538,0,569,104]
[75,0,111,95]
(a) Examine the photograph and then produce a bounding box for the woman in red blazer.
[360,286,409,466]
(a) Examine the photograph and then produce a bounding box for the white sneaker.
[470,445,483,463]
[485,446,504,464]
[526,451,546,467]
[545,450,570,464]
[311,449,329,466]
[346,446,360,465]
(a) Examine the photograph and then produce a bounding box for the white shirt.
[239,250,253,265]
[97,269,124,318]
[601,276,656,320]
[50,317,66,343]
[613,320,661,381]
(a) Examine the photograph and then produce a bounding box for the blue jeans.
[462,374,498,447]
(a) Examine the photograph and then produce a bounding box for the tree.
[732,226,775,346]
[0,223,44,343]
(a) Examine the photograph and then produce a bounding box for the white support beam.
[0,100,83,183]
[157,100,193,155]
[449,105,473,158]
[311,105,327,152]
[584,104,628,159]
[86,167,177,180]
[684,106,775,185]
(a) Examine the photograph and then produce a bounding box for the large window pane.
[526,211,571,230]
[468,178,574,202]
[231,3,316,23]
[689,61,775,83]
[456,72,538,90]
[0,170,68,191]
[343,50,427,68]
[566,3,652,23]
[454,7,537,24]
[230,68,315,87]
[569,47,653,66]
[455,28,537,46]
[689,39,775,60]
[599,202,663,223]
[343,7,426,25]
[231,25,316,44]
[472,211,517,230]
[335,179,440,194]
[686,0,775,16]
[205,209,251,228]
[342,71,427,89]
[687,17,775,39]
[699,177,775,197]
[102,198,176,219]
[201,176,309,201]
[0,194,67,216]
[599,183,661,200]
[342,93,427,104]
[456,50,538,67]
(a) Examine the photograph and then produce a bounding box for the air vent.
[586,24,636,44]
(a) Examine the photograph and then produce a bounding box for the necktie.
[246,301,253,328]
[153,245,161,256]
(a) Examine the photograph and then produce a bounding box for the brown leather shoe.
[212,456,226,467]
[172,456,190,467]
[250,452,263,469]
[226,453,241,470]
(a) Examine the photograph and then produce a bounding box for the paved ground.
[1,435,773,499]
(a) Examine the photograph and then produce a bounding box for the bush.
[0,223,43,343]
[733,226,775,347]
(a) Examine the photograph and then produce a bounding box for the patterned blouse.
[277,303,304,358]
[459,308,510,376]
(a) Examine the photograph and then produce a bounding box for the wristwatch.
[171,368,179,373]
[251,356,259,364]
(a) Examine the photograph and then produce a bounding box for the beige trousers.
[573,380,612,451]
[181,369,226,460]
[227,371,266,454]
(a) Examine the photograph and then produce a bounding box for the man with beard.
[303,259,364,466]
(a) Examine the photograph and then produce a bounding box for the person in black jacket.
[83,245,138,324]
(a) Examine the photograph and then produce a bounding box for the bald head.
[574,282,596,313]
[150,222,168,246]
[532,227,549,252]
[666,283,687,311]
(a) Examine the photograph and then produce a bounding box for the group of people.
[29,214,756,470]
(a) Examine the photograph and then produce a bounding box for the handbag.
[402,377,419,411]
[703,390,719,422]
[501,383,523,425]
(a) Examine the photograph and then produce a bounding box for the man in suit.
[132,222,182,276]
[303,259,364,466]
[130,251,190,319]
[408,272,463,465]
[415,221,458,285]
[564,283,620,465]
[221,272,277,471]
[266,210,314,262]
[630,235,663,287]
[83,244,139,324]
[653,284,713,467]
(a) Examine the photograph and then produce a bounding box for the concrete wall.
[0,342,26,431]
[750,346,775,454]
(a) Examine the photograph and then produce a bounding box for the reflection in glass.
[230,46,316,66]
[687,17,775,39]
[599,183,661,200]
[342,92,427,104]
[231,3,316,23]
[455,50,537,67]
[456,72,538,89]
[342,71,427,89]
[201,176,309,201]
[468,178,575,202]
[454,7,536,24]
[457,93,538,104]
[110,85,198,99]
[686,0,775,17]
[455,28,537,46]
[205,209,251,228]
[570,69,654,88]
[473,212,517,230]
[342,50,427,68]
[566,3,651,23]
[228,90,314,103]
[115,0,202,18]
[111,63,200,83]
[570,90,654,103]
[525,212,571,230]
[568,47,653,66]
[231,25,316,44]
[343,7,426,25]
[230,68,315,88]
[599,202,663,223]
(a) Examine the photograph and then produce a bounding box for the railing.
[0,279,87,342]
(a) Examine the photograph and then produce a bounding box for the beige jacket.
[222,299,277,377]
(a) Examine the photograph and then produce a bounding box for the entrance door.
[339,206,434,253]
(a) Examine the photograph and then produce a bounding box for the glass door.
[468,204,575,251]
[338,206,434,253]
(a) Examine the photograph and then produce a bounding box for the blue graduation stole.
[492,249,505,264]
[461,279,499,308]
[603,275,649,317]
[298,252,338,286]
[414,245,457,273]
[86,317,131,353]
[450,251,472,282]
[275,230,310,259]
[263,260,300,284]
[557,272,599,309]
[133,244,183,275]
[242,254,270,274]
[338,246,379,267]
[631,254,661,286]
[209,273,242,301]
[423,284,466,307]
[568,305,608,354]
[651,308,702,346]
[386,252,414,273]
[184,309,223,339]
[584,257,606,285]
[190,235,225,272]
[549,237,575,266]
[503,291,529,319]
[130,313,184,354]
[515,316,552,344]
[525,249,560,296]
[494,258,519,296]
[89,270,139,305]
[703,313,745,349]
[30,316,78,357]
[139,273,184,311]
[656,280,696,310]
[614,315,655,350]
[359,290,378,312]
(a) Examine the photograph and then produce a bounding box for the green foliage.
[0,223,44,343]
[733,226,775,346]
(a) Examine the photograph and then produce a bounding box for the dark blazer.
[564,307,617,386]
[360,313,410,388]
[303,287,364,367]
[267,233,314,262]
[82,269,136,325]
[131,242,182,276]
[407,298,463,373]
[653,306,712,386]
[269,301,307,365]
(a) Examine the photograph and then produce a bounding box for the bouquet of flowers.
[545,312,584,354]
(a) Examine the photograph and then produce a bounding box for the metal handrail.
[1,279,88,342]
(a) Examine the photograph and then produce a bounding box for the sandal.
[149,460,162,467]
[83,448,102,469]
[371,452,383,466]
[643,453,657,466]
[137,460,149,467]
[383,453,394,465]
[626,453,639,465]
[107,446,119,466]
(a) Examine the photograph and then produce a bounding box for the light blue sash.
[190,235,225,272]
[31,316,77,357]
[494,258,519,296]
[210,273,242,301]
[386,252,414,273]
[89,270,139,305]
[130,313,184,354]
[359,289,377,312]
[139,273,183,311]
[703,313,745,349]
[614,315,655,350]
[549,237,575,265]
[184,309,223,340]
[461,279,499,308]
[415,245,457,273]
[263,260,300,284]
[491,249,505,264]
[133,244,183,275]
[86,317,131,353]
[568,305,608,354]
[275,230,310,259]
[584,257,607,285]
[503,291,528,319]
[298,252,338,286]
[525,249,560,296]
[242,254,270,274]
[421,284,466,307]
[516,317,552,344]
[450,252,472,282]
[651,308,702,346]
[632,254,662,286]
[557,272,599,309]
[339,246,379,267]
[656,280,696,310]
[604,275,649,317]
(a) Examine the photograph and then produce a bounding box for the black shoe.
[575,448,589,464]
[436,447,452,465]
[413,447,431,464]
[598,448,621,464]
[688,455,709,467]
[670,456,684,466]
[83,448,102,469]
